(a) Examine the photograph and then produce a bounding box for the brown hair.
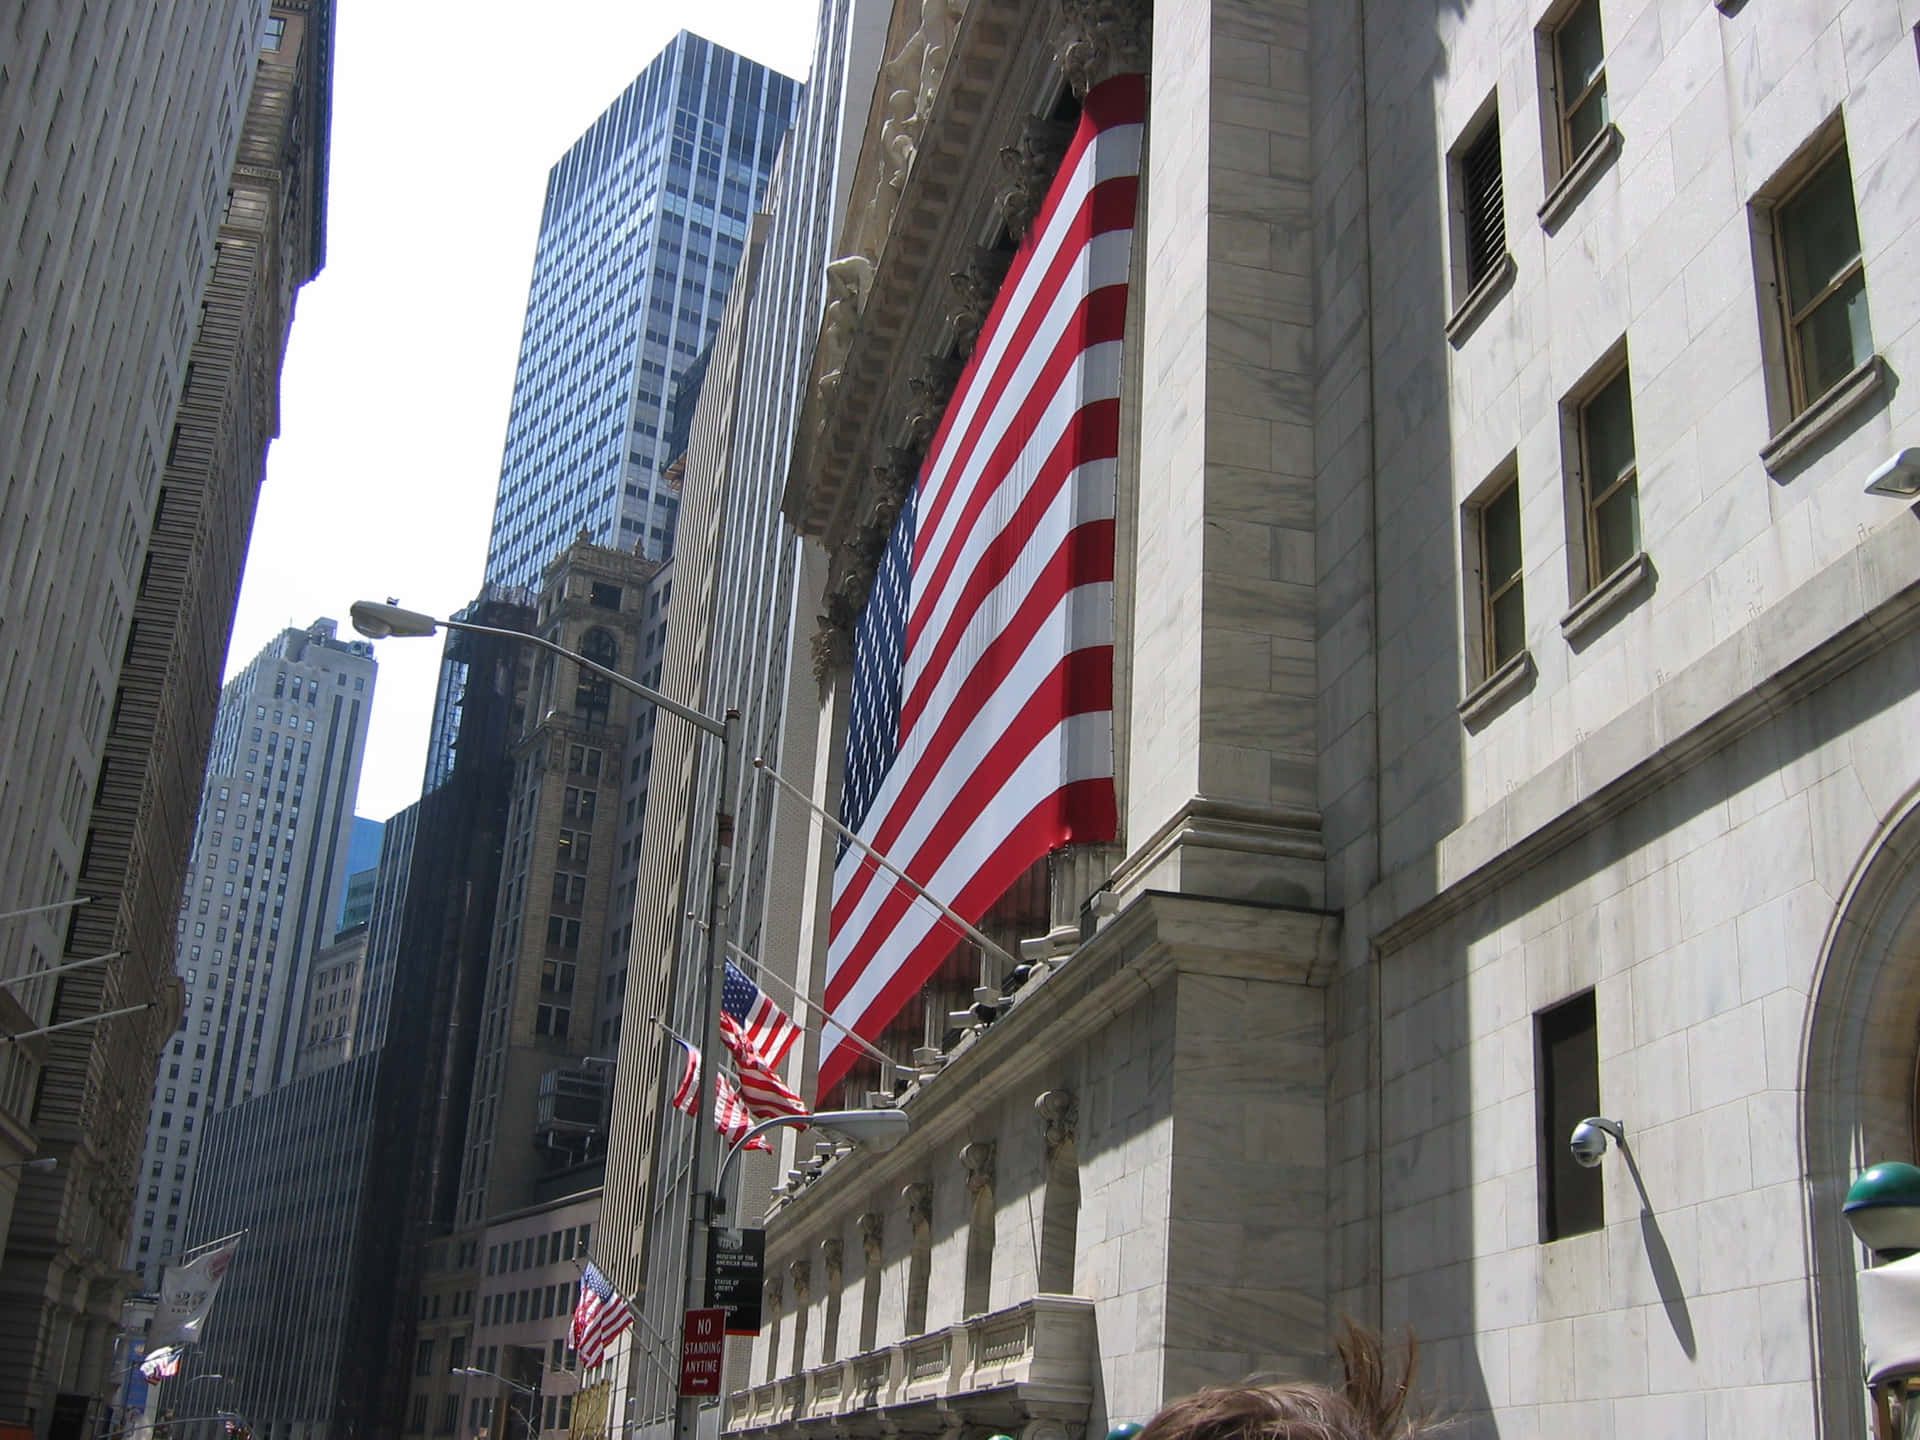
[1134,1325,1435,1440]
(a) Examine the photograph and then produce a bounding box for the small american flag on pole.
[569,1262,633,1369]
[669,1035,770,1150]
[720,959,800,1069]
[821,74,1144,1092]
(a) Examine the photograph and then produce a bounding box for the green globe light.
[1845,1162,1920,1255]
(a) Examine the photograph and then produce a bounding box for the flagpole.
[751,758,1021,970]
[720,942,895,1071]
[176,1228,248,1263]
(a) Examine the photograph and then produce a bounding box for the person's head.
[1134,1325,1436,1440]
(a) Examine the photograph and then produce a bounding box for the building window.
[1559,350,1640,601]
[1537,990,1602,1240]
[263,15,286,49]
[1772,142,1872,417]
[536,1005,571,1039]
[1577,363,1637,586]
[407,1396,428,1434]
[1547,0,1607,170]
[589,582,623,611]
[1450,102,1507,300]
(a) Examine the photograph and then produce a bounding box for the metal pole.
[0,897,91,925]
[674,710,737,1440]
[1,1000,155,1043]
[436,619,726,738]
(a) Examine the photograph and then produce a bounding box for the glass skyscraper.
[482,33,799,588]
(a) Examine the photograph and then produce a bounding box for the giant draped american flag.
[569,1262,634,1368]
[821,73,1145,1092]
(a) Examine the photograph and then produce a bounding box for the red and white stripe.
[821,75,1144,1091]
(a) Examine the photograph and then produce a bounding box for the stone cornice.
[761,890,1336,1258]
[782,0,1066,564]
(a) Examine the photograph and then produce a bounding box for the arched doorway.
[1802,782,1920,1437]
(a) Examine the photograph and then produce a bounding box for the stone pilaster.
[1118,0,1323,910]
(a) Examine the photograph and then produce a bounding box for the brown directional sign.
[706,1227,764,1335]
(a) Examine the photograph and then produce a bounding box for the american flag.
[730,1042,808,1122]
[669,1036,771,1150]
[720,959,800,1068]
[569,1262,633,1369]
[139,1346,182,1381]
[821,74,1144,1091]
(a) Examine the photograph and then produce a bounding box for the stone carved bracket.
[766,1274,785,1308]
[1034,1089,1078,1155]
[821,1236,845,1276]
[790,1258,813,1303]
[1053,0,1152,98]
[959,1140,996,1195]
[948,247,1015,356]
[997,115,1078,242]
[903,1181,935,1230]
[858,1210,886,1261]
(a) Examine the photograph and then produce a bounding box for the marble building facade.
[589,1,1920,1439]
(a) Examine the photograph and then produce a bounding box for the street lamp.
[353,599,737,1440]
[450,1367,539,1440]
[713,1109,910,1216]
[0,1155,57,1172]
[1845,1162,1920,1438]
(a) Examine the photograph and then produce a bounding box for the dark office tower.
[186,590,537,1440]
[0,5,336,1434]
[480,33,798,589]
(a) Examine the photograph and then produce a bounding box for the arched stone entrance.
[1803,782,1920,1438]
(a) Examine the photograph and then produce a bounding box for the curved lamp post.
[1845,1162,1920,1439]
[712,1109,911,1216]
[451,1366,539,1440]
[353,599,736,1440]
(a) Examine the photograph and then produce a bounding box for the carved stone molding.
[1034,1090,1078,1155]
[821,1236,845,1276]
[766,1274,784,1309]
[858,1210,886,1262]
[790,1258,813,1303]
[959,1140,996,1195]
[903,1181,935,1230]
[997,115,1077,241]
[948,247,1014,355]
[1053,0,1151,97]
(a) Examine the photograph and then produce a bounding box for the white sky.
[225,2,820,825]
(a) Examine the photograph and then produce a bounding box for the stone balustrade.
[725,1294,1095,1440]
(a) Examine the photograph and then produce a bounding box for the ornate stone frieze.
[1053,0,1151,97]
[815,254,878,414]
[997,114,1078,242]
[1034,1089,1078,1155]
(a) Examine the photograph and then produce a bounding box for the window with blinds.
[1460,113,1507,290]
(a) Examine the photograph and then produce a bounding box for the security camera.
[1569,1116,1624,1168]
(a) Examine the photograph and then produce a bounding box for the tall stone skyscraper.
[481,32,798,587]
[0,3,336,1432]
[125,619,374,1284]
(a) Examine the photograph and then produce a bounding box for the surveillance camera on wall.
[1569,1116,1624,1168]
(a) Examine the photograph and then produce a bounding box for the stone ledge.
[1538,123,1622,233]
[1444,251,1515,348]
[1368,517,1920,954]
[1458,648,1535,731]
[725,1294,1096,1437]
[765,890,1337,1230]
[1560,550,1654,647]
[1759,354,1887,477]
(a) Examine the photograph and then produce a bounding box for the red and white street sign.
[679,1307,727,1397]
